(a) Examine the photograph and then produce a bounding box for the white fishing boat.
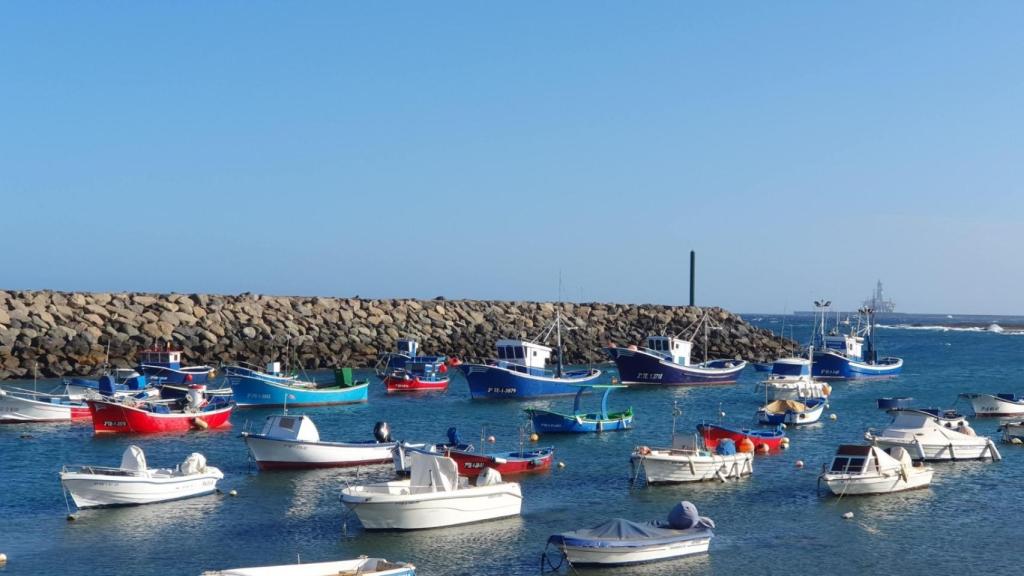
[241,415,396,470]
[631,433,753,484]
[756,354,831,402]
[959,393,1024,417]
[60,445,223,508]
[0,386,90,423]
[864,408,1001,461]
[202,556,416,576]
[544,501,714,566]
[999,421,1024,443]
[756,398,826,426]
[340,452,522,530]
[819,444,933,496]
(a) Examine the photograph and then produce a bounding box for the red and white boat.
[88,385,234,434]
[0,386,91,423]
[697,422,787,453]
[445,446,554,477]
[377,339,453,392]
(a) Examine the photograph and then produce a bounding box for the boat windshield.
[830,455,867,474]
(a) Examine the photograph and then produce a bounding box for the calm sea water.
[2,314,1023,575]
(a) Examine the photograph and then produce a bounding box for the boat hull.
[341,483,522,530]
[631,450,753,484]
[558,536,711,566]
[243,435,395,470]
[963,394,1024,417]
[526,409,633,433]
[462,364,601,399]
[229,374,369,407]
[446,448,553,477]
[812,351,903,379]
[821,469,933,496]
[87,400,233,434]
[605,348,745,386]
[0,390,90,423]
[698,424,785,452]
[384,375,449,392]
[61,470,222,508]
[867,436,1000,461]
[208,557,416,576]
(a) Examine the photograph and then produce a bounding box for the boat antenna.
[671,401,682,446]
[556,272,564,378]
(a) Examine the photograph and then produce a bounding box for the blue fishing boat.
[810,301,903,379]
[752,362,774,373]
[226,362,368,407]
[377,339,452,392]
[525,384,633,433]
[604,313,745,386]
[462,312,602,399]
[136,346,216,385]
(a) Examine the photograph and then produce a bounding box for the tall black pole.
[689,250,696,306]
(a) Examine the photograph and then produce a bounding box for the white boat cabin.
[138,349,183,367]
[769,357,811,378]
[495,339,551,369]
[396,338,419,358]
[264,362,283,375]
[824,333,864,359]
[828,444,912,476]
[646,336,693,366]
[260,414,321,443]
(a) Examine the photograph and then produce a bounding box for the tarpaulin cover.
[548,518,712,549]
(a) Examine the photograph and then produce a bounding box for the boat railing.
[61,464,148,477]
[3,385,74,400]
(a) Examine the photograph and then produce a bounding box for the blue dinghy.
[525,384,633,433]
[226,362,368,407]
[544,501,715,566]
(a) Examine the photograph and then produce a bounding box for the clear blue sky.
[2,2,1022,314]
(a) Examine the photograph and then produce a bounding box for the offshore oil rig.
[862,280,896,313]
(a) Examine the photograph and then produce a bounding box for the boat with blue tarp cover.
[604,312,746,386]
[525,383,633,433]
[543,501,714,567]
[809,300,903,379]
[226,362,368,407]
[462,311,601,399]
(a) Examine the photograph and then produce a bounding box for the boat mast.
[555,310,564,379]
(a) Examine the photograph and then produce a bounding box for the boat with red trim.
[378,341,452,392]
[0,385,91,423]
[445,445,554,477]
[87,385,234,434]
[697,422,786,452]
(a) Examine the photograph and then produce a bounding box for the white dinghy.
[631,433,752,484]
[865,409,1001,462]
[340,452,522,530]
[959,393,1024,417]
[202,556,415,576]
[60,445,223,509]
[819,444,933,496]
[242,415,396,470]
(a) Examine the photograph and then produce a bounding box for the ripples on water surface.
[2,315,1023,575]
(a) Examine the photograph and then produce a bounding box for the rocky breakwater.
[0,290,798,379]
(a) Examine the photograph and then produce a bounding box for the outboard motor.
[374,421,391,443]
[668,501,716,530]
[447,426,462,446]
[187,384,206,408]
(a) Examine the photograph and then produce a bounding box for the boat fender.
[492,457,508,465]
[193,417,209,430]
[757,443,770,454]
[374,421,392,442]
[738,438,755,453]
[822,384,832,396]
